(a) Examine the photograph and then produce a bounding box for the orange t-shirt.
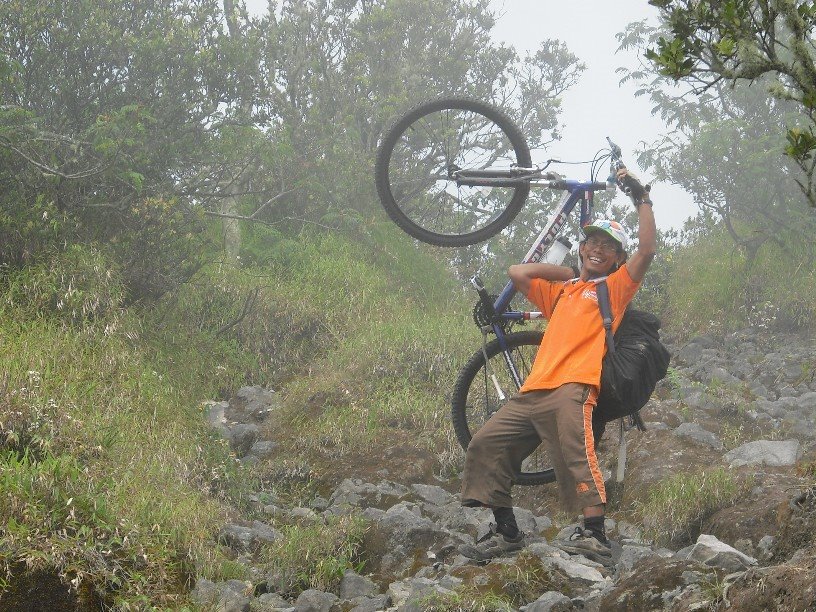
[519,265,640,392]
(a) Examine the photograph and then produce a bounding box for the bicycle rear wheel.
[375,97,532,247]
[451,330,555,486]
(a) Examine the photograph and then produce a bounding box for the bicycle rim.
[376,98,531,247]
[451,330,555,486]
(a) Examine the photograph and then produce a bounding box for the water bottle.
[544,236,572,265]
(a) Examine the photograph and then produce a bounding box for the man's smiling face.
[580,234,625,278]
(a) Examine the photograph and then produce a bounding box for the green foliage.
[422,551,565,611]
[3,244,124,325]
[262,514,368,598]
[645,36,695,79]
[620,21,816,333]
[785,126,816,163]
[644,0,816,205]
[0,264,252,606]
[0,0,259,298]
[663,222,816,335]
[1,0,584,301]
[639,467,749,546]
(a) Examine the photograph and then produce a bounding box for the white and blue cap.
[582,219,628,251]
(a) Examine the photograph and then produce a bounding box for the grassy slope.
[6,217,808,606]
[0,223,483,606]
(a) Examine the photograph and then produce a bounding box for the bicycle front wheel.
[451,330,555,486]
[375,98,532,247]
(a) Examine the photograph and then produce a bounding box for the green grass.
[279,309,471,453]
[638,467,750,547]
[0,306,249,607]
[0,246,259,606]
[191,226,481,474]
[261,514,368,598]
[663,224,816,336]
[0,226,484,606]
[422,551,567,611]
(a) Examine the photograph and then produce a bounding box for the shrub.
[262,514,368,598]
[639,467,749,547]
[664,224,816,336]
[3,244,124,325]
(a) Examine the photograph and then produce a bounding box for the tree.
[0,0,297,295]
[644,0,816,206]
[259,0,583,227]
[620,20,816,262]
[0,0,585,297]
[618,18,816,330]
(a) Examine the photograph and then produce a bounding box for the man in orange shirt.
[459,169,656,564]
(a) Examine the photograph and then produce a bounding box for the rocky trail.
[198,326,816,611]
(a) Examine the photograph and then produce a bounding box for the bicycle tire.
[375,97,532,247]
[451,330,556,486]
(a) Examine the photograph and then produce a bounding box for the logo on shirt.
[581,289,598,302]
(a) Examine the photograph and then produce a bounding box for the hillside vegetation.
[3,208,814,607]
[3,0,816,608]
[0,222,479,607]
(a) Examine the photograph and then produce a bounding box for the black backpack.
[593,280,671,424]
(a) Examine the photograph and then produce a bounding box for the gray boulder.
[616,544,664,574]
[376,502,448,550]
[672,422,724,450]
[411,483,455,506]
[327,479,410,514]
[348,594,391,612]
[685,534,757,572]
[203,401,230,436]
[339,569,379,600]
[256,592,292,610]
[388,577,455,612]
[190,578,220,606]
[229,423,260,457]
[218,589,251,612]
[219,522,280,552]
[249,440,277,459]
[293,588,339,612]
[724,439,800,467]
[231,385,280,421]
[522,590,574,611]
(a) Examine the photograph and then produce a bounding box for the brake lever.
[606,137,640,199]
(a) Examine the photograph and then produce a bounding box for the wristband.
[636,198,653,208]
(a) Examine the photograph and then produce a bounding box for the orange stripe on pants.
[582,387,606,505]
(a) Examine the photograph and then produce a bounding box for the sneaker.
[458,524,525,562]
[555,527,613,566]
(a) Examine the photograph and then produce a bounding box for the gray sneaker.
[459,524,525,562]
[555,527,613,566]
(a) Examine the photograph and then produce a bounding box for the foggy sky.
[488,1,695,230]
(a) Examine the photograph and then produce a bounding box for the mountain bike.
[375,97,635,485]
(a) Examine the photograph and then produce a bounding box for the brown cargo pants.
[460,383,605,513]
